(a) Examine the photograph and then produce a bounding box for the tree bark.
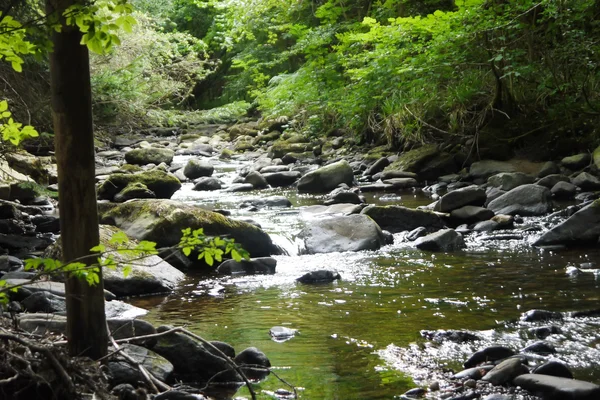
[47,0,107,359]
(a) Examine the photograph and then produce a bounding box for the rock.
[464,346,515,368]
[561,153,591,170]
[324,189,362,205]
[534,199,600,246]
[537,161,561,178]
[302,204,363,216]
[530,325,561,339]
[269,140,312,159]
[45,225,184,297]
[5,279,114,301]
[216,257,276,275]
[31,214,61,233]
[19,314,154,338]
[296,270,341,283]
[381,177,419,189]
[481,357,528,386]
[152,327,241,384]
[418,152,458,181]
[594,145,600,169]
[551,181,578,198]
[434,185,486,212]
[0,254,23,272]
[21,291,66,313]
[452,365,494,380]
[97,170,181,200]
[105,300,147,319]
[101,199,280,257]
[520,309,563,322]
[234,347,271,380]
[513,374,600,400]
[403,387,426,398]
[107,319,157,342]
[482,395,512,400]
[193,177,222,191]
[263,171,302,187]
[384,144,438,173]
[415,229,465,252]
[125,148,174,165]
[299,214,385,254]
[114,182,156,202]
[108,344,173,385]
[244,170,269,189]
[361,205,445,234]
[297,160,354,193]
[420,329,480,343]
[487,184,552,216]
[487,172,534,191]
[537,174,570,188]
[469,160,517,179]
[363,157,390,176]
[450,206,494,224]
[224,183,254,192]
[572,171,600,190]
[240,196,291,209]
[521,341,556,355]
[380,170,419,181]
[183,159,214,179]
[210,341,236,359]
[406,227,427,241]
[269,326,298,342]
[532,361,573,379]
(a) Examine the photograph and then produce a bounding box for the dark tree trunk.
[47,0,107,359]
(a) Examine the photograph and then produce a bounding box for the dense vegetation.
[2,0,600,156]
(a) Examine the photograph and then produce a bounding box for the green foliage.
[0,100,38,145]
[0,228,250,305]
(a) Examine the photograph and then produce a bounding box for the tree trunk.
[47,0,107,359]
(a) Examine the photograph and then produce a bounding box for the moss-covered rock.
[593,145,600,170]
[561,153,591,170]
[384,144,439,173]
[97,169,181,201]
[100,199,281,257]
[297,160,354,193]
[124,147,175,165]
[5,151,56,184]
[269,140,313,159]
[114,182,156,203]
[220,148,234,159]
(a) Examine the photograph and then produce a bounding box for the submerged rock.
[296,270,341,284]
[216,257,277,275]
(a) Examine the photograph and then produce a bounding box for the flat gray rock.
[513,374,600,400]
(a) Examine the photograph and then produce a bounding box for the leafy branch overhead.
[0,228,250,305]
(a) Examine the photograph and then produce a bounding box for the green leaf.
[90,244,106,253]
[123,265,132,278]
[109,231,129,246]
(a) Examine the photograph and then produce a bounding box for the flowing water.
[129,156,600,399]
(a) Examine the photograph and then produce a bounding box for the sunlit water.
[130,156,600,399]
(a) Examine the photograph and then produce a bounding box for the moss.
[385,144,438,172]
[124,148,174,165]
[179,133,201,142]
[270,140,312,158]
[98,170,181,200]
[220,148,234,159]
[117,164,143,173]
[593,145,600,169]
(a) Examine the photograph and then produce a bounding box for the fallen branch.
[115,327,257,400]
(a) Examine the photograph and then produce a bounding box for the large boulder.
[263,171,302,187]
[269,140,312,159]
[537,174,570,188]
[124,148,174,166]
[183,159,214,179]
[417,152,459,181]
[415,229,465,252]
[114,182,156,202]
[487,172,534,191]
[152,326,241,384]
[487,184,552,216]
[361,205,445,233]
[97,170,181,200]
[561,153,591,170]
[384,144,438,174]
[108,344,174,385]
[534,199,600,246]
[101,199,280,257]
[513,374,600,400]
[572,172,600,190]
[469,160,517,179]
[299,214,385,254]
[434,185,486,213]
[297,160,354,193]
[45,225,184,297]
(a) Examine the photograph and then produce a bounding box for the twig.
[0,333,75,394]
[403,105,451,135]
[115,327,258,400]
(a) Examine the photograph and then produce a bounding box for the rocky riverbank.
[1,116,600,398]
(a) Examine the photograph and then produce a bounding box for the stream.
[129,155,600,399]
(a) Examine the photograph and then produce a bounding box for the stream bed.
[129,156,600,399]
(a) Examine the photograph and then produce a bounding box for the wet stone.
[464,346,515,368]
